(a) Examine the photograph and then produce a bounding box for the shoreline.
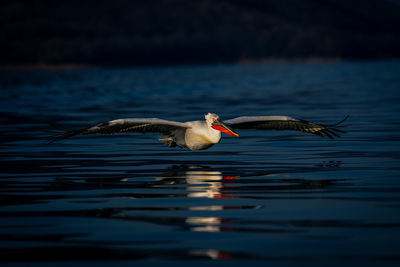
[0,64,94,71]
[0,57,398,71]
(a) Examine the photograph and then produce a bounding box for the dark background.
[1,0,400,67]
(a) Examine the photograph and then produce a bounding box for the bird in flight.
[52,113,348,150]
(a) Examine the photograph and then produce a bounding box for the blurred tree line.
[1,0,400,66]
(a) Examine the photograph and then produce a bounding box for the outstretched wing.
[224,115,348,139]
[51,118,189,141]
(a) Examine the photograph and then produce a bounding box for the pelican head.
[205,113,239,137]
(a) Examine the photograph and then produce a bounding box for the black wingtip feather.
[314,131,324,137]
[313,115,349,139]
[330,115,349,127]
[325,129,341,138]
[323,131,334,139]
[47,129,87,143]
[330,127,346,133]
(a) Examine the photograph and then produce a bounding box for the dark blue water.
[1,61,400,266]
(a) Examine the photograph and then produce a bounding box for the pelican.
[52,113,348,150]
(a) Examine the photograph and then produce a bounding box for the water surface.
[1,61,400,266]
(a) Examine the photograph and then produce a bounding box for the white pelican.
[52,113,348,150]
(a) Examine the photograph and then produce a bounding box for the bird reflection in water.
[190,249,233,260]
[161,162,343,199]
[186,216,222,232]
[184,170,238,198]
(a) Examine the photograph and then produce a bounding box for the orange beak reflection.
[211,121,239,137]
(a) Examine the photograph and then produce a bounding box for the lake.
[1,61,400,266]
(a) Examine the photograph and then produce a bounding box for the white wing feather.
[224,116,298,124]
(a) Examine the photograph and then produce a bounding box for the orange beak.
[211,120,239,137]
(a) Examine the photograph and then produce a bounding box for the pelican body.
[53,113,347,151]
[166,113,238,150]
